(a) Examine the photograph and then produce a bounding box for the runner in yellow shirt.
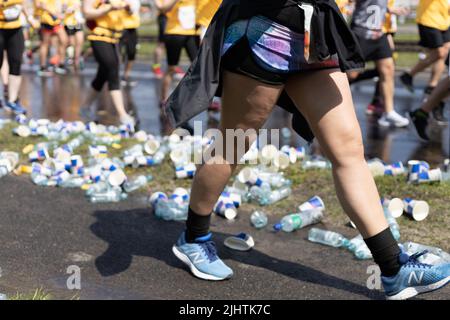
[63,0,84,71]
[400,0,450,123]
[34,0,69,75]
[196,0,221,39]
[120,0,140,86]
[156,0,199,109]
[0,0,36,114]
[80,0,135,126]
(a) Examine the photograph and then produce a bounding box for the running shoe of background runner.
[409,108,430,141]
[382,250,450,300]
[366,100,384,116]
[4,101,27,115]
[152,63,164,79]
[377,111,409,127]
[37,66,53,77]
[173,66,185,80]
[173,232,233,281]
[121,77,138,87]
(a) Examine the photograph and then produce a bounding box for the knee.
[378,61,394,79]
[328,129,365,167]
[437,47,449,60]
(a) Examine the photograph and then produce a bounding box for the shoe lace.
[405,250,432,269]
[200,241,218,262]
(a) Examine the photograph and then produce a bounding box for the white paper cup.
[273,151,290,169]
[71,155,84,168]
[298,195,325,212]
[403,198,429,221]
[214,200,237,220]
[144,139,160,155]
[134,130,148,142]
[381,197,404,218]
[237,167,262,186]
[170,148,189,165]
[108,169,127,186]
[259,145,278,165]
[149,192,168,206]
[15,125,31,137]
[418,168,442,183]
[367,158,385,177]
[170,187,189,204]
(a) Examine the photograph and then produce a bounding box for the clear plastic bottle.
[265,186,292,205]
[59,177,86,188]
[154,199,188,221]
[90,190,128,203]
[403,242,450,262]
[123,175,153,193]
[274,209,324,232]
[384,208,400,240]
[250,211,268,229]
[308,228,350,248]
[0,166,8,178]
[86,181,109,196]
[347,235,372,260]
[302,157,332,170]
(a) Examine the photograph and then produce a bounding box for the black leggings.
[91,40,120,91]
[0,27,24,76]
[120,28,138,61]
[164,34,199,66]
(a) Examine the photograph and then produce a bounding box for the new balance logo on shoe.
[408,271,424,285]
[189,252,205,264]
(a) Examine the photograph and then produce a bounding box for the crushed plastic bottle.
[302,156,331,170]
[347,235,372,260]
[123,175,153,193]
[308,228,350,248]
[274,209,324,232]
[403,242,450,263]
[90,189,128,203]
[384,208,400,240]
[154,199,188,221]
[250,210,268,229]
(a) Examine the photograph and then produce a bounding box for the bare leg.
[74,31,84,69]
[57,28,68,64]
[40,32,51,68]
[409,47,447,77]
[421,77,450,113]
[153,42,164,66]
[189,71,283,215]
[109,89,128,119]
[428,57,446,88]
[375,58,395,113]
[285,69,388,237]
[161,65,176,102]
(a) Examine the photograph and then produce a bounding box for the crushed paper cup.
[175,163,196,179]
[298,196,325,212]
[381,197,404,218]
[107,169,127,187]
[384,161,405,176]
[403,198,429,221]
[224,233,255,251]
[259,144,278,165]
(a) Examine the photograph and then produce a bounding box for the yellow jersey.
[87,0,125,43]
[63,0,82,27]
[335,0,349,15]
[122,0,140,29]
[383,0,397,34]
[35,0,63,26]
[416,0,449,31]
[0,0,23,29]
[165,0,197,36]
[196,0,221,27]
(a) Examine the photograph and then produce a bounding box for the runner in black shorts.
[348,0,410,127]
[63,0,84,72]
[151,6,167,78]
[120,0,141,86]
[400,0,450,122]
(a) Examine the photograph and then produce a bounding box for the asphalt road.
[0,174,448,300]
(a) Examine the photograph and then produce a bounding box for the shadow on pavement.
[90,208,385,300]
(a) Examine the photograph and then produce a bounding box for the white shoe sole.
[386,276,450,300]
[172,245,231,281]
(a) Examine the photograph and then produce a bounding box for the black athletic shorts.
[355,33,393,62]
[120,28,138,61]
[222,38,339,86]
[158,13,167,43]
[418,24,450,49]
[65,25,83,36]
[164,34,199,66]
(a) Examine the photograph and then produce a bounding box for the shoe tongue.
[194,233,212,243]
[398,252,410,265]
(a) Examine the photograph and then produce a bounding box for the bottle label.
[291,215,302,230]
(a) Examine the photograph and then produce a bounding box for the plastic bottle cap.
[273,223,282,231]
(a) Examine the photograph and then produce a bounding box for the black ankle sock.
[349,68,379,84]
[185,207,211,243]
[364,227,401,277]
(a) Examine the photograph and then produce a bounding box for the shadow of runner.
[90,208,384,300]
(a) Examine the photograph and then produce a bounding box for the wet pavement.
[7,62,450,166]
[0,62,449,300]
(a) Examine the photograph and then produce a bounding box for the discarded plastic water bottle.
[347,235,372,260]
[308,228,350,248]
[0,293,7,300]
[59,177,86,188]
[86,181,109,196]
[384,208,400,240]
[403,242,450,262]
[265,186,292,205]
[123,175,153,193]
[90,189,128,203]
[274,209,324,232]
[0,165,8,178]
[155,199,188,221]
[149,191,168,207]
[250,211,268,229]
[302,156,331,169]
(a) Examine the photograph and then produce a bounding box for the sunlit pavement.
[0,62,448,299]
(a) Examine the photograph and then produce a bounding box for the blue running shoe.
[382,251,450,300]
[172,232,233,281]
[5,101,27,115]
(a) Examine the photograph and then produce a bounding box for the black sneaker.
[431,101,448,124]
[400,72,414,93]
[409,109,430,141]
